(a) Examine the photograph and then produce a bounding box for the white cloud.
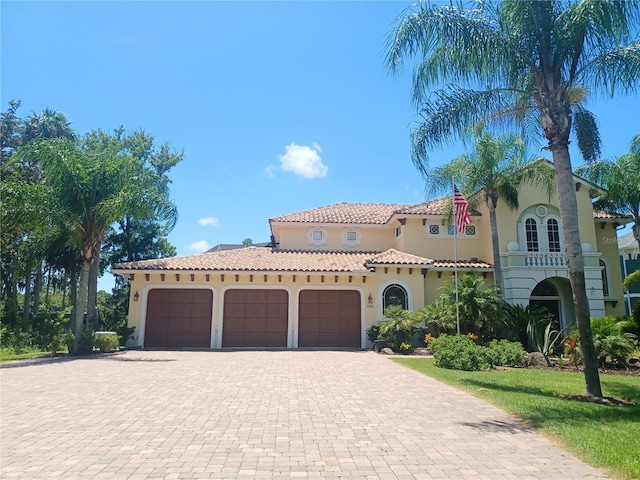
[188,240,211,252]
[279,143,328,179]
[198,217,219,227]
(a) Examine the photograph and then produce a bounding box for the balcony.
[524,252,567,267]
[502,250,601,269]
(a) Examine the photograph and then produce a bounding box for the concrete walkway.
[1,350,608,479]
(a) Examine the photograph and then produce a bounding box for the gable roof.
[366,249,434,266]
[114,247,377,273]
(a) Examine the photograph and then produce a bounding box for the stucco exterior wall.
[493,182,598,252]
[273,225,395,252]
[401,217,492,263]
[595,222,627,317]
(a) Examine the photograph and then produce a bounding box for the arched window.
[531,279,559,297]
[547,218,561,252]
[600,260,609,296]
[383,284,408,310]
[525,218,539,252]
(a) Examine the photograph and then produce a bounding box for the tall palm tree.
[426,129,554,290]
[22,108,76,317]
[386,0,640,398]
[576,137,640,251]
[21,137,177,353]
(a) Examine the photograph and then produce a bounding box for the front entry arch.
[529,278,573,330]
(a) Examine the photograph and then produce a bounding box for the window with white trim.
[341,228,362,247]
[383,284,408,310]
[525,218,539,252]
[547,219,561,252]
[307,228,328,246]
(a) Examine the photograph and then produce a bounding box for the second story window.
[525,218,539,252]
[547,219,561,252]
[307,228,328,246]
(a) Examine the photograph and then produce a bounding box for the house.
[618,231,640,315]
[112,172,630,349]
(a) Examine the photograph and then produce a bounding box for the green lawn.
[0,347,60,362]
[393,358,640,480]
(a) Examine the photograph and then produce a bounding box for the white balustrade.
[524,252,567,267]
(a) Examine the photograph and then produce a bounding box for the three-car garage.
[142,287,363,349]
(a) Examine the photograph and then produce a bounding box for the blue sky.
[2,1,638,291]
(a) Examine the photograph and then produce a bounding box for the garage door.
[222,289,288,347]
[145,289,213,348]
[298,290,361,348]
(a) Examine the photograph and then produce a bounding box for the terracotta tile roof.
[396,198,449,215]
[593,210,632,220]
[365,249,434,266]
[269,199,480,225]
[113,247,493,275]
[432,259,493,269]
[270,202,409,225]
[114,247,376,273]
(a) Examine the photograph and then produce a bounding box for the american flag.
[454,186,472,233]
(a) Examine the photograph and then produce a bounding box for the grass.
[0,347,61,362]
[393,357,640,480]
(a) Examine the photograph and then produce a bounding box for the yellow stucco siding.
[595,222,627,317]
[400,217,493,263]
[274,225,395,251]
[493,182,598,253]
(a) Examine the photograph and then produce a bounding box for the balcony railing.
[524,252,567,267]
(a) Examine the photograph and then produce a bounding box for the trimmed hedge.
[429,334,525,371]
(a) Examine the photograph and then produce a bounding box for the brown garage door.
[222,289,288,347]
[145,289,213,348]
[298,290,361,348]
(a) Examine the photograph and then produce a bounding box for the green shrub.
[590,316,636,367]
[367,324,381,343]
[378,306,420,352]
[488,339,526,367]
[429,334,490,371]
[95,334,119,353]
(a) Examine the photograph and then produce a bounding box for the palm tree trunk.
[73,260,90,355]
[487,202,504,292]
[551,144,602,398]
[86,243,101,332]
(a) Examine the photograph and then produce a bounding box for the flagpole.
[452,178,460,335]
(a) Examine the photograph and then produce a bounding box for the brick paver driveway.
[1,350,607,479]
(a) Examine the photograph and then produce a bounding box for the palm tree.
[21,108,76,318]
[440,273,507,340]
[386,0,640,398]
[21,137,177,353]
[576,137,640,251]
[426,129,553,290]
